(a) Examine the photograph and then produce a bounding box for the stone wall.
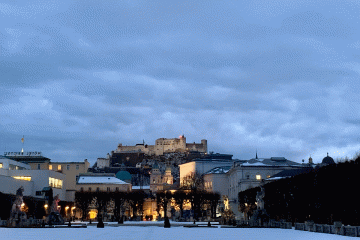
[294,221,360,237]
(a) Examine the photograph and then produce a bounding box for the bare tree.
[173,190,187,219]
[181,171,207,220]
[112,191,128,223]
[75,191,93,221]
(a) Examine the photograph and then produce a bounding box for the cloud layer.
[1,0,360,164]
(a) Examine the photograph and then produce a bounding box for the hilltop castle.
[115,135,207,156]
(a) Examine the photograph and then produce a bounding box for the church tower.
[150,162,162,192]
[163,165,173,185]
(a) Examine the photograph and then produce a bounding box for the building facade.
[0,157,66,200]
[2,152,90,202]
[49,160,90,202]
[76,173,131,192]
[149,163,174,192]
[179,159,234,187]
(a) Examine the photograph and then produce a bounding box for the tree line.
[75,190,146,222]
[238,156,360,225]
[75,172,220,221]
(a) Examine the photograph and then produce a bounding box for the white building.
[0,157,66,200]
[179,159,234,187]
[180,156,309,219]
[76,173,131,192]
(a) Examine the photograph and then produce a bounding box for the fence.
[237,219,360,237]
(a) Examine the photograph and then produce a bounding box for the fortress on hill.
[116,135,207,156]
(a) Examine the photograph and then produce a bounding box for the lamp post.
[65,206,70,219]
[44,204,49,215]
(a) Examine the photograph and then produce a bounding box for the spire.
[21,135,24,153]
[255,149,258,159]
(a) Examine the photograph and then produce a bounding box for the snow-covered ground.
[0,224,354,240]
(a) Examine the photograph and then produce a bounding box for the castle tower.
[201,139,207,153]
[179,135,186,150]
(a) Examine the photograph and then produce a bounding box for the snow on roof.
[78,176,128,184]
[242,162,266,166]
[132,186,150,190]
[205,166,232,174]
[265,177,286,181]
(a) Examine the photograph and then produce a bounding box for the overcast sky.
[1,0,360,165]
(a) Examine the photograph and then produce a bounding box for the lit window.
[57,165,61,171]
[267,175,271,178]
[0,163,3,168]
[49,177,63,189]
[49,165,52,170]
[13,176,32,181]
[256,175,262,180]
[67,165,70,170]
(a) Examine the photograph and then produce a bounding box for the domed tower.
[163,165,173,185]
[322,153,335,165]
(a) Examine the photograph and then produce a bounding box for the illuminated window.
[57,165,61,171]
[256,175,262,180]
[13,176,32,181]
[0,163,2,168]
[267,175,271,178]
[49,165,52,170]
[49,177,63,189]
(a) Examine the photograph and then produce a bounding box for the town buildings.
[1,152,89,202]
[179,155,313,219]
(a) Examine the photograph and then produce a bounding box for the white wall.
[0,175,34,196]
[180,160,234,186]
[7,170,66,200]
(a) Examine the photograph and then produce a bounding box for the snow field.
[0,226,354,240]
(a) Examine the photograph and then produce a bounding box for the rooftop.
[77,176,129,184]
[204,166,232,174]
[236,157,303,167]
